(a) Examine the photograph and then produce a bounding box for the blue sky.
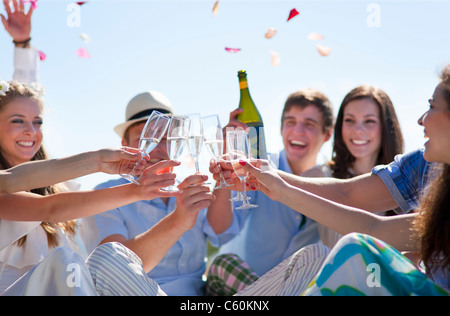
[1,0,449,189]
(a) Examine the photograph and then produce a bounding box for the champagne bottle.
[236,70,267,159]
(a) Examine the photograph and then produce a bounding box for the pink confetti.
[316,44,331,57]
[269,50,280,67]
[212,0,219,17]
[287,8,299,21]
[76,47,90,58]
[307,32,324,41]
[264,27,277,39]
[225,47,241,53]
[21,0,38,10]
[38,50,46,61]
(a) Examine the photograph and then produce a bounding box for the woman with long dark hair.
[319,85,404,248]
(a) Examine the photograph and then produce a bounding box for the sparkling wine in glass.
[161,115,190,192]
[226,130,258,209]
[121,110,171,184]
[186,113,204,173]
[202,114,233,189]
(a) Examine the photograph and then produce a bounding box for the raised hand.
[136,160,182,199]
[1,0,33,43]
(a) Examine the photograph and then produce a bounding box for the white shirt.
[0,220,71,293]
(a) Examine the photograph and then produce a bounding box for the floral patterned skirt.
[302,233,448,296]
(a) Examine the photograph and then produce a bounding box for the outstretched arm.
[100,174,216,273]
[0,147,148,193]
[241,160,416,251]
[0,160,181,222]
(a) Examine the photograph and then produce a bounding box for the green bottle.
[236,70,267,159]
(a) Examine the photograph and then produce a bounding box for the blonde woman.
[0,81,212,295]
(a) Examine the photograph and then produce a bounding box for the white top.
[0,220,72,293]
[13,46,39,83]
[0,47,85,294]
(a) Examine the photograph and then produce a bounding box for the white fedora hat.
[114,90,174,138]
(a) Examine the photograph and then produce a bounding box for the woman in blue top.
[232,65,450,295]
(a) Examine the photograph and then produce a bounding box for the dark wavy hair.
[330,85,404,179]
[414,65,450,274]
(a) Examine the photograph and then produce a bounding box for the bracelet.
[13,37,31,47]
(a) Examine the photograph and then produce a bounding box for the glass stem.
[195,160,200,173]
[241,178,248,203]
[130,151,145,178]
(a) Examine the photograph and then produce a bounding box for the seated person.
[91,91,241,295]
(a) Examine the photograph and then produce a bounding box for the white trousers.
[2,242,165,296]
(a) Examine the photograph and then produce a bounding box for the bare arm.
[0,160,180,222]
[242,160,416,251]
[0,148,146,194]
[210,157,398,213]
[100,174,216,273]
[207,185,234,235]
[204,108,247,234]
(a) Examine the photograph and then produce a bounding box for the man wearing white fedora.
[90,91,240,296]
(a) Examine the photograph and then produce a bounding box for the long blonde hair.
[0,81,77,248]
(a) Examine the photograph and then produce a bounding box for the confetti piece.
[80,33,91,43]
[287,8,299,21]
[264,27,277,39]
[316,44,331,56]
[76,47,90,58]
[21,0,38,10]
[269,50,280,67]
[76,2,86,5]
[225,47,241,53]
[307,32,324,41]
[212,0,219,17]
[38,50,46,61]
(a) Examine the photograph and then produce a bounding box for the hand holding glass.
[226,130,258,209]
[161,115,190,192]
[201,114,233,189]
[121,111,170,184]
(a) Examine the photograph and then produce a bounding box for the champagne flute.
[121,110,171,184]
[161,115,190,192]
[201,114,233,189]
[226,130,258,209]
[186,113,203,173]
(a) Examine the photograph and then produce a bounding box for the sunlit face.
[0,97,43,167]
[281,105,331,172]
[418,83,450,164]
[341,98,382,165]
[122,121,169,165]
